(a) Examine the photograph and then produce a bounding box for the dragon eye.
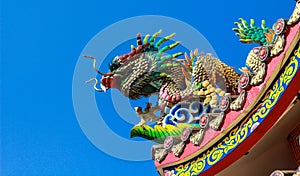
[113,56,120,62]
[109,56,122,72]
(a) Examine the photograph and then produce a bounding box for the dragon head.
[85,30,185,99]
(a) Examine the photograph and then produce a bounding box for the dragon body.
[86,18,281,153]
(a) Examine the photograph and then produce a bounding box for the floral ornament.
[164,136,174,150]
[238,73,250,89]
[270,170,284,176]
[181,128,192,142]
[155,136,174,163]
[256,46,269,62]
[199,113,209,128]
[219,96,230,112]
[171,128,192,157]
[273,18,286,35]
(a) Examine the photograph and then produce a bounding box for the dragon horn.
[158,41,180,55]
[150,29,162,46]
[143,34,150,44]
[158,52,183,64]
[137,33,142,46]
[136,33,144,52]
[84,55,105,75]
[155,33,176,48]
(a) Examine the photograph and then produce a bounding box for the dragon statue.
[85,17,287,162]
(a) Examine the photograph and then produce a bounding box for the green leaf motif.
[233,18,273,45]
[130,124,198,144]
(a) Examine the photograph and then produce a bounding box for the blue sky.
[1,0,296,175]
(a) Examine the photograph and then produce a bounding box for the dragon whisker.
[84,55,105,75]
[85,78,105,92]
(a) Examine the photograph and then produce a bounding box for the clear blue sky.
[1,0,295,175]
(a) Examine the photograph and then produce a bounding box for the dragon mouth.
[100,72,124,91]
[85,73,122,93]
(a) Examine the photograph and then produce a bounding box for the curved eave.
[156,12,300,176]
